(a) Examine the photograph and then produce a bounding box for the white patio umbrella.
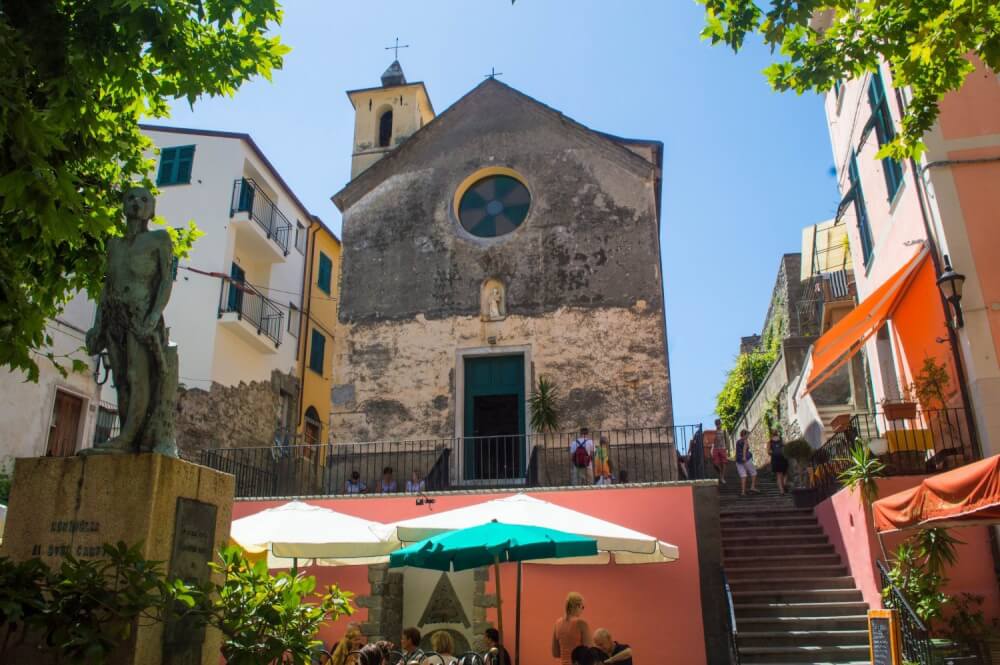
[391,493,679,665]
[230,501,397,568]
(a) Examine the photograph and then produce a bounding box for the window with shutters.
[309,329,326,375]
[317,252,332,294]
[849,152,875,268]
[288,303,300,338]
[295,221,307,254]
[156,145,195,186]
[867,70,904,201]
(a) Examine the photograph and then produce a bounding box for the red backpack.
[572,439,592,468]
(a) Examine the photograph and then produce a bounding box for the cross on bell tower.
[385,37,409,61]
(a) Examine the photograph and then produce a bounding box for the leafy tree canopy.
[698,0,1000,159]
[0,0,289,379]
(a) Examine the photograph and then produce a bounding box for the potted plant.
[882,383,918,421]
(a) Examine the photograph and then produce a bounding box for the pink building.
[817,57,1000,459]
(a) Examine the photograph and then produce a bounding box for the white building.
[140,125,313,458]
[0,294,104,468]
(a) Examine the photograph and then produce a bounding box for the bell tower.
[347,60,435,179]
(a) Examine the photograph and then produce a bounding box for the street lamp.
[936,254,967,329]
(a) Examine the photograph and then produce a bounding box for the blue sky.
[164,0,841,427]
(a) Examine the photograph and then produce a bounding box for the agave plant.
[837,439,886,506]
[529,375,560,433]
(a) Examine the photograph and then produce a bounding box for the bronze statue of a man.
[85,187,179,457]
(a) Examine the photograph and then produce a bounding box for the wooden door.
[47,391,83,457]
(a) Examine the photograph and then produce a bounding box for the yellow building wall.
[298,222,341,443]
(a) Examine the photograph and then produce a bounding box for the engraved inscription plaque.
[163,498,217,665]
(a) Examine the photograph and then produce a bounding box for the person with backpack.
[569,427,595,486]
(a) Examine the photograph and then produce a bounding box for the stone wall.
[175,370,298,460]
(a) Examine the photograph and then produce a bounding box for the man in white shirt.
[569,427,595,486]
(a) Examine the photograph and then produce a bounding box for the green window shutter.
[309,330,326,374]
[156,145,195,186]
[317,252,332,294]
[156,147,178,186]
[867,72,903,201]
[175,145,195,184]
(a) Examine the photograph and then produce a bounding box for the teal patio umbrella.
[389,520,598,662]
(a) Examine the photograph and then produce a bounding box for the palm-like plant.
[529,375,560,433]
[837,439,886,506]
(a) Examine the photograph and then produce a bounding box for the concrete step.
[733,589,864,605]
[725,564,849,580]
[737,615,869,632]
[730,576,857,592]
[725,553,843,568]
[725,543,835,558]
[739,644,871,663]
[722,525,824,538]
[735,601,870,618]
[738,630,870,647]
[720,507,812,519]
[721,515,818,528]
[723,534,830,547]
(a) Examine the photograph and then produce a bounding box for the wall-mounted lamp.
[936,255,967,329]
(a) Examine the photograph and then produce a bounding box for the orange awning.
[803,246,929,395]
[872,455,1000,533]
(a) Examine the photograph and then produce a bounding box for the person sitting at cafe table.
[400,626,422,663]
[593,628,633,665]
[345,470,367,494]
[484,627,511,665]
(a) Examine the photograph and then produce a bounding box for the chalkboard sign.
[870,616,891,665]
[868,609,901,665]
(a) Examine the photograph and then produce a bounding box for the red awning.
[872,455,1000,533]
[803,247,929,395]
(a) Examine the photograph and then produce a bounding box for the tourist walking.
[711,418,728,483]
[552,592,591,665]
[768,430,789,495]
[593,628,634,665]
[593,435,613,485]
[570,428,595,486]
[735,429,759,496]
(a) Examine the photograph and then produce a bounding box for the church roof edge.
[345,81,436,116]
[332,78,662,219]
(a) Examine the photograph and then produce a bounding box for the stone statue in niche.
[84,187,179,457]
[481,279,506,321]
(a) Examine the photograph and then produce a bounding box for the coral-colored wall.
[233,486,707,665]
[815,477,999,620]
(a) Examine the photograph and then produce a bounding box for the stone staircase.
[719,466,870,664]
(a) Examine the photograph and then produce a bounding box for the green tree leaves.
[698,0,1000,159]
[0,0,288,379]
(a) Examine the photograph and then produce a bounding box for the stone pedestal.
[1,453,234,665]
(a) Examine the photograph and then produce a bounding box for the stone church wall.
[333,83,673,443]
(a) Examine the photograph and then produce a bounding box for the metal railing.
[217,277,283,347]
[722,567,740,665]
[93,403,120,445]
[230,178,292,254]
[877,560,934,665]
[808,408,977,502]
[200,426,696,499]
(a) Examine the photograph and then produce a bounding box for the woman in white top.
[406,470,426,493]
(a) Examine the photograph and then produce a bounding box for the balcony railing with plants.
[808,407,977,502]
[200,425,698,499]
[229,178,292,255]
[217,277,283,347]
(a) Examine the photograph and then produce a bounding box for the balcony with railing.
[217,277,283,351]
[229,178,292,261]
[200,425,697,499]
[808,408,978,502]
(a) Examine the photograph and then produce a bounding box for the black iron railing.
[230,178,292,255]
[722,567,740,665]
[93,402,120,445]
[217,277,283,347]
[877,559,934,665]
[809,408,977,502]
[200,426,697,499]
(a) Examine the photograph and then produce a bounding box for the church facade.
[330,63,673,474]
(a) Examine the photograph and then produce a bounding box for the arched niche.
[480,278,506,321]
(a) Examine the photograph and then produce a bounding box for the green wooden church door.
[463,355,525,480]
